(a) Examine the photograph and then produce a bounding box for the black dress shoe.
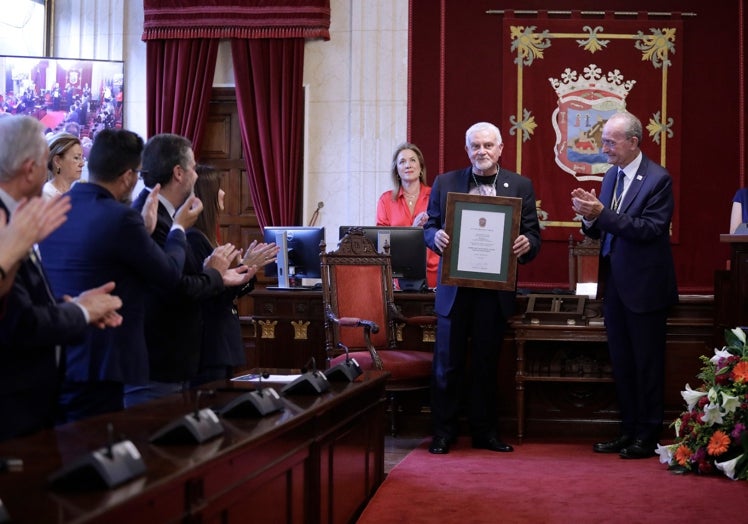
[619,440,656,459]
[593,435,633,454]
[472,436,513,452]
[429,436,451,454]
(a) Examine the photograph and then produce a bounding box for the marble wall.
[50,0,407,247]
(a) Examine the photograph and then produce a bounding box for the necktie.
[601,169,625,257]
[28,245,63,366]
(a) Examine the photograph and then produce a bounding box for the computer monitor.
[263,226,325,289]
[338,226,427,292]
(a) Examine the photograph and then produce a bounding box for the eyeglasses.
[601,136,634,148]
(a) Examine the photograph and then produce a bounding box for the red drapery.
[231,38,304,228]
[500,13,683,243]
[142,0,331,40]
[142,0,330,228]
[146,38,219,154]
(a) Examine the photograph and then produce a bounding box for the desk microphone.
[106,422,114,459]
[324,342,363,382]
[301,356,317,375]
[283,355,330,395]
[193,389,204,420]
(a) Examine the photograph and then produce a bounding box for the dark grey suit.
[0,200,87,440]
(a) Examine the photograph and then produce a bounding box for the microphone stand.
[324,342,363,382]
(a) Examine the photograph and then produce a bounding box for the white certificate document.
[456,209,505,274]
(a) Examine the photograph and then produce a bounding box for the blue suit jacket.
[39,183,187,384]
[583,155,678,313]
[0,200,87,440]
[424,167,541,318]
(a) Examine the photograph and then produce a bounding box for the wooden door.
[198,88,263,315]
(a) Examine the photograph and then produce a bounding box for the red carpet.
[358,438,748,523]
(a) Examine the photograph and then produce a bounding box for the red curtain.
[146,38,219,153]
[500,14,683,243]
[231,38,304,228]
[142,0,330,228]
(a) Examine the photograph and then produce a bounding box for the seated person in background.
[43,132,85,199]
[730,187,748,233]
[188,164,279,384]
[376,142,439,289]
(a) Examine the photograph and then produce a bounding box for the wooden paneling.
[243,290,715,438]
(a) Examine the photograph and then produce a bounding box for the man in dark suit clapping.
[40,128,203,423]
[571,110,678,459]
[0,116,123,441]
[125,134,252,406]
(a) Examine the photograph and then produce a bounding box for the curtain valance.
[142,0,330,41]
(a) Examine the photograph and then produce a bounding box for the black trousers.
[431,287,508,439]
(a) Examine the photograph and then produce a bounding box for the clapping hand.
[141,184,161,234]
[241,241,280,269]
[412,211,429,227]
[67,281,123,329]
[204,243,240,275]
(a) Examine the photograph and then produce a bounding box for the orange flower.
[674,445,692,466]
[732,360,748,382]
[707,430,731,456]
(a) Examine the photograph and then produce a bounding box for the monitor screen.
[263,226,325,288]
[0,55,124,147]
[338,226,427,291]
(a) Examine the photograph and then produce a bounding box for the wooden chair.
[320,228,435,436]
[568,235,600,292]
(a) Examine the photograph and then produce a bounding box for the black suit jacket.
[424,167,541,318]
[132,189,224,382]
[0,200,87,440]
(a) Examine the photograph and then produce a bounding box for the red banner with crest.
[501,13,683,242]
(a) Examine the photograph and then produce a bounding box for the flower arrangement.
[657,327,748,480]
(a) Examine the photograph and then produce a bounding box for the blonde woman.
[43,132,84,199]
[376,142,438,288]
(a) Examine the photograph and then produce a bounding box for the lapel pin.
[503,182,509,188]
[636,175,643,180]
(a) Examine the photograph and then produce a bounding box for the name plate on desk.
[523,294,587,325]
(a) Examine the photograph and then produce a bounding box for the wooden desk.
[245,288,436,370]
[241,290,713,438]
[0,371,387,524]
[510,295,714,441]
[512,321,609,443]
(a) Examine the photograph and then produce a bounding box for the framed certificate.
[441,192,522,290]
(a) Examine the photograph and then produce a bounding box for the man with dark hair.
[0,116,123,440]
[40,128,203,422]
[125,133,252,406]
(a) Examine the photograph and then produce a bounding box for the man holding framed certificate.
[424,122,541,455]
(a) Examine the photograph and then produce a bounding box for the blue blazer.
[0,200,87,439]
[583,155,678,313]
[39,183,187,384]
[424,167,541,318]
